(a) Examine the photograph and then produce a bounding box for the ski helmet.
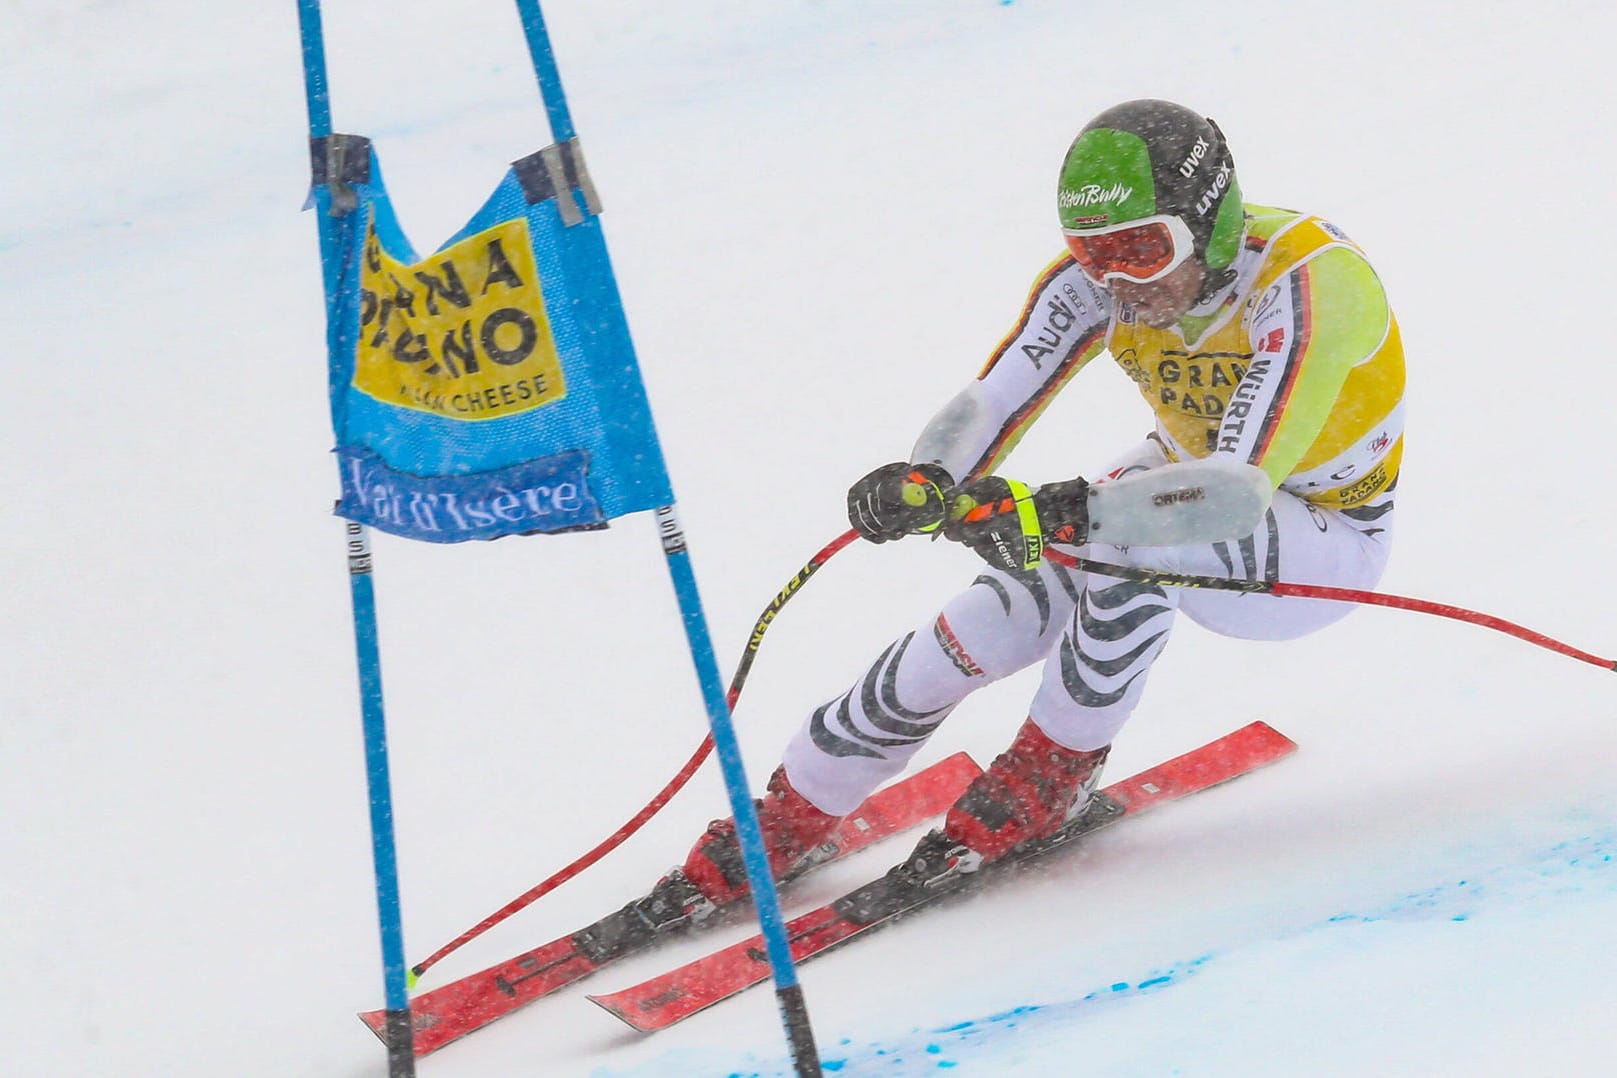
[1056,100,1244,276]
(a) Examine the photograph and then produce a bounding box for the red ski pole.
[1044,550,1616,672]
[415,526,1614,985]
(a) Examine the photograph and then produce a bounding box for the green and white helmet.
[1057,99,1245,272]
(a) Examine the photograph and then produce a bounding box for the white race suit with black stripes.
[783,206,1405,815]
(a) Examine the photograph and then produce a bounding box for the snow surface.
[5,2,1617,1075]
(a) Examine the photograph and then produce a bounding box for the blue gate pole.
[654,510,823,1074]
[296,2,416,1073]
[510,3,821,1072]
[342,523,415,1074]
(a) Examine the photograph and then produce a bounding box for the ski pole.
[1044,549,1616,671]
[413,515,1616,987]
[408,529,861,983]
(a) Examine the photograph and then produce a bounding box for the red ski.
[589,721,1296,1032]
[358,751,981,1056]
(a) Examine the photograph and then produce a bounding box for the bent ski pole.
[1044,549,1616,672]
[408,529,860,983]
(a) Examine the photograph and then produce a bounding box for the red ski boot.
[678,764,842,911]
[942,718,1110,869]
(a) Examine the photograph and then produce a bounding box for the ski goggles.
[1062,214,1195,285]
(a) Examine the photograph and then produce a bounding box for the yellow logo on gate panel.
[354,214,567,420]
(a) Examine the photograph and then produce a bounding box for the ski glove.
[847,461,954,543]
[944,476,1090,573]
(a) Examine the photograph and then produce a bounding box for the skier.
[666,98,1404,919]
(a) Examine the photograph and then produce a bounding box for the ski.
[588,721,1296,1032]
[357,751,981,1056]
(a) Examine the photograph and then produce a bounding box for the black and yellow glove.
[846,462,954,543]
[943,476,1090,573]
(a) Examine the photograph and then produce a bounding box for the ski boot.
[939,717,1110,874]
[574,766,839,961]
[678,763,842,910]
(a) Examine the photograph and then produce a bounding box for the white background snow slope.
[5,2,1617,1075]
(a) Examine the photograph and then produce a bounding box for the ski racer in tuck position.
[667,97,1405,915]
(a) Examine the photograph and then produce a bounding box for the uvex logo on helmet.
[1194,161,1233,217]
[1177,135,1209,179]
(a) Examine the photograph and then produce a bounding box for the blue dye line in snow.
[686,958,1217,1076]
[601,826,1617,1077]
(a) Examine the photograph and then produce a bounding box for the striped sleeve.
[1216,246,1390,486]
[913,257,1110,481]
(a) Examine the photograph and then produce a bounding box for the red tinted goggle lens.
[1064,221,1179,282]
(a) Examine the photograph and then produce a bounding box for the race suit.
[783,205,1406,814]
